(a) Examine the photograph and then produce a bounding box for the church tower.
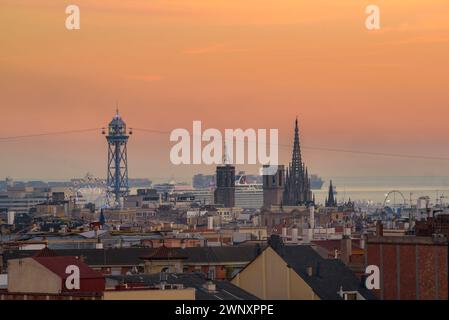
[214,145,235,208]
[283,118,313,205]
[263,165,285,207]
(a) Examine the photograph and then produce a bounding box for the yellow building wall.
[289,268,320,300]
[8,258,62,294]
[232,247,320,300]
[103,288,195,300]
[233,251,265,298]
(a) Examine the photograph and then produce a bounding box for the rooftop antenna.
[223,141,231,165]
[409,192,413,233]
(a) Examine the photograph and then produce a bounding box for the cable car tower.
[103,109,132,206]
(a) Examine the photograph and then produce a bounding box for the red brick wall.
[399,245,416,300]
[367,242,448,300]
[350,254,364,264]
[437,245,448,298]
[382,245,397,300]
[417,245,435,299]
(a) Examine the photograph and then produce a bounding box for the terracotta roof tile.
[33,256,104,280]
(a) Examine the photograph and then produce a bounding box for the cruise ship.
[170,171,323,210]
[193,172,324,190]
[189,172,263,209]
[234,173,263,209]
[310,174,324,190]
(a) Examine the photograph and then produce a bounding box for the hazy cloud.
[182,43,248,55]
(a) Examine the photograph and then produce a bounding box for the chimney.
[340,236,352,265]
[203,280,216,293]
[252,215,260,226]
[207,216,214,230]
[282,227,287,238]
[291,227,299,243]
[268,235,284,255]
[309,206,315,230]
[7,211,15,225]
[359,236,366,249]
[160,271,168,283]
[95,238,103,249]
[376,221,384,236]
[207,269,216,281]
[306,266,313,277]
[306,228,313,242]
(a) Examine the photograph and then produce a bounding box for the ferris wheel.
[382,190,407,214]
[70,173,114,208]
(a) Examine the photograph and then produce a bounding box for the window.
[344,293,357,300]
[208,267,216,280]
[111,267,121,275]
[338,289,362,300]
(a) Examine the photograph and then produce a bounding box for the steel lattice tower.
[104,109,131,205]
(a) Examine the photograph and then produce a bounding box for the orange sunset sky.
[0,0,448,182]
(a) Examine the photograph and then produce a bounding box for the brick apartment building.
[366,235,448,300]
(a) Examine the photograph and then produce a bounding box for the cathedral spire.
[291,116,303,178]
[326,180,336,207]
[283,117,313,205]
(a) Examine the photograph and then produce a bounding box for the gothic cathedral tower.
[283,118,313,205]
[214,146,235,208]
[263,165,285,207]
